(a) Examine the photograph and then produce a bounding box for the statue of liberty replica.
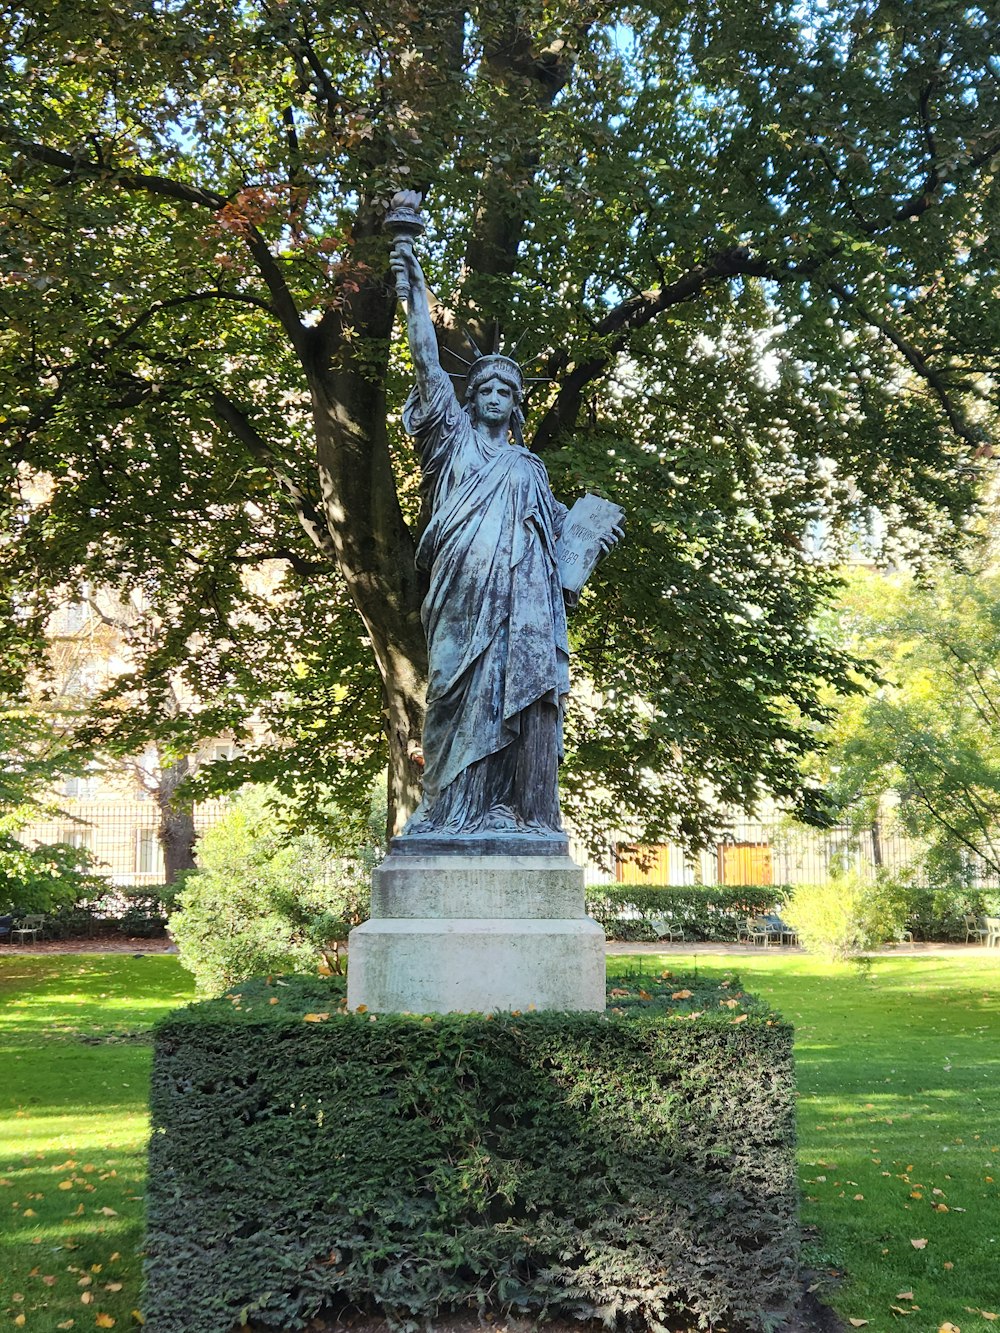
[348,194,622,1013]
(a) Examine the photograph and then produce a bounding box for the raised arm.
[390,240,440,401]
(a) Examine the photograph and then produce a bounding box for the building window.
[57,828,89,850]
[136,830,162,876]
[717,842,773,886]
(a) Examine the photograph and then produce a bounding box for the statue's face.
[474,376,515,428]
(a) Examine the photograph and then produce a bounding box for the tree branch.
[828,281,983,449]
[531,246,773,452]
[114,290,279,345]
[205,385,338,563]
[906,769,1000,876]
[5,134,309,357]
[941,641,1000,727]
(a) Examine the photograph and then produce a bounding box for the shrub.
[0,830,105,916]
[146,970,797,1333]
[586,883,790,940]
[167,788,372,994]
[783,869,911,959]
[884,880,1000,942]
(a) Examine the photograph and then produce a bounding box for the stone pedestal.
[347,847,605,1014]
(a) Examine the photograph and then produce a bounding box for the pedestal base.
[347,849,605,1013]
[347,915,605,1013]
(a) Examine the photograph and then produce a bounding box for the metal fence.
[584,818,1000,889]
[21,799,1000,891]
[19,798,230,887]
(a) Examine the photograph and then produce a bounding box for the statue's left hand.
[599,521,624,556]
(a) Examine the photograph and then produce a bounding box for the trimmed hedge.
[145,972,797,1333]
[586,883,791,941]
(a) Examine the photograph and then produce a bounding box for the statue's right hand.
[390,240,421,298]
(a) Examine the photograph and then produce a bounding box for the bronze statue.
[389,196,621,840]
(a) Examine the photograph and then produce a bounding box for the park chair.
[650,917,684,942]
[0,915,12,946]
[12,915,45,945]
[762,912,797,945]
[746,916,777,947]
[964,915,989,944]
[985,916,1000,949]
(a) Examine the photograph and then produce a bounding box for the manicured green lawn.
[609,950,1000,1333]
[0,954,195,1332]
[2,950,998,1332]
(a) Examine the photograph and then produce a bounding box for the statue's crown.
[465,353,524,395]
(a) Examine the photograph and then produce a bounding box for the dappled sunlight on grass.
[608,949,1000,1330]
[4,951,999,1331]
[1,956,194,1329]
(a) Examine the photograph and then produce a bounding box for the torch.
[385,189,426,304]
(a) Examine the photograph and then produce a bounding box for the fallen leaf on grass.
[81,1292,94,1305]
[890,1307,914,1316]
[896,1292,914,1301]
[731,1013,749,1024]
[14,1317,25,1328]
[671,989,693,999]
[848,1320,869,1328]
[938,1324,961,1333]
[910,1238,928,1249]
[302,1012,330,1023]
[57,1322,75,1330]
[98,1207,117,1217]
[95,1316,116,1328]
[130,1312,144,1326]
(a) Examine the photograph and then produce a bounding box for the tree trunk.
[308,359,429,837]
[156,755,198,884]
[870,818,884,870]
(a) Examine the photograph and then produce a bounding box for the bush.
[887,882,1000,941]
[586,883,790,941]
[145,971,797,1333]
[167,788,372,994]
[0,831,105,916]
[783,869,911,959]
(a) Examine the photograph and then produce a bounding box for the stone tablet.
[556,493,627,595]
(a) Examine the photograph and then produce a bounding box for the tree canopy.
[820,558,1000,886]
[2,0,999,849]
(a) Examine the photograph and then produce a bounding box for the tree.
[820,563,1000,885]
[2,0,998,847]
[0,694,104,912]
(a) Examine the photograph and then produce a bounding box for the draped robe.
[403,367,570,834]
